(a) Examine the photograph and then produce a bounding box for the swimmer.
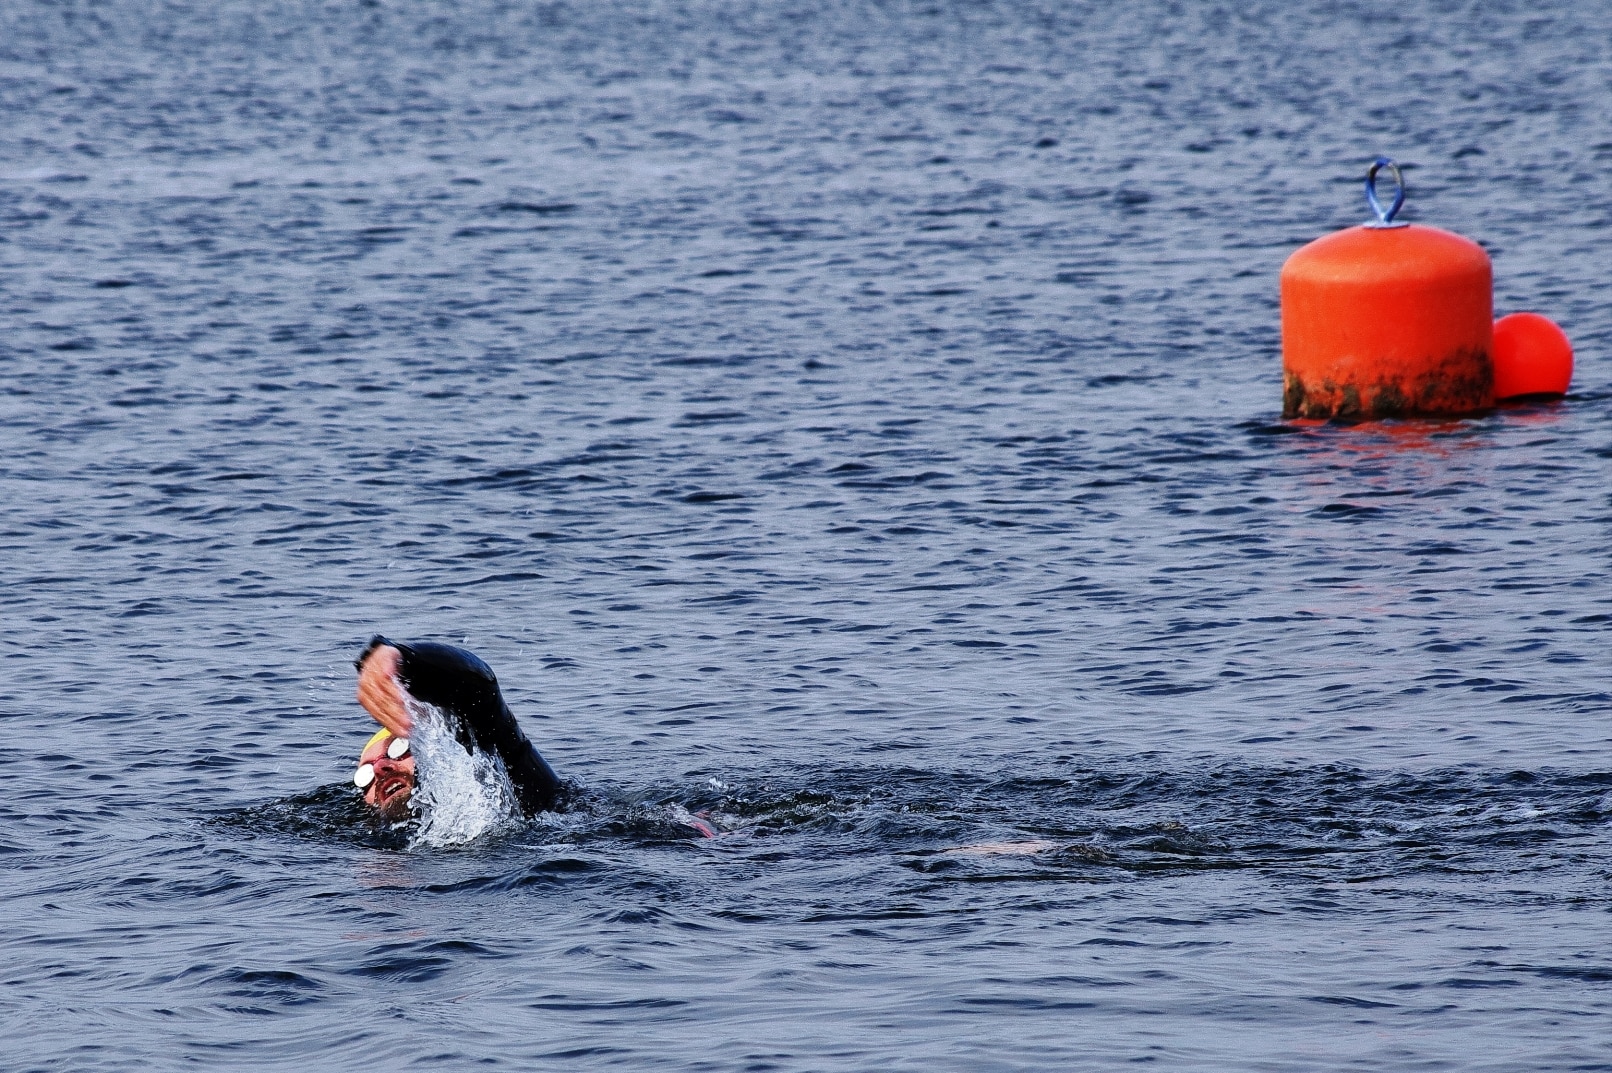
[353,636,565,818]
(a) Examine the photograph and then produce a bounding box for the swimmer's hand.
[356,643,412,738]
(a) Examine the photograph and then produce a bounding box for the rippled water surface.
[4,1,1610,1069]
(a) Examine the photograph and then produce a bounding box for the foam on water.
[405,698,521,848]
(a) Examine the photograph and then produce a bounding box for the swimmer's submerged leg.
[940,840,1060,857]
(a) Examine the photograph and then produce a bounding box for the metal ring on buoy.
[1364,157,1407,229]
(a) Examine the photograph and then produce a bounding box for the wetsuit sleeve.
[462,699,565,817]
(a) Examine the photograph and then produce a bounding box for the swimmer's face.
[355,732,416,820]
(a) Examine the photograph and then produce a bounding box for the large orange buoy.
[1281,160,1493,420]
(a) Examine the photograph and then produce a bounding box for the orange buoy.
[1492,311,1573,399]
[1281,159,1493,420]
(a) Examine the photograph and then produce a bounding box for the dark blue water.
[4,1,1610,1069]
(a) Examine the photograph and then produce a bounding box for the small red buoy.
[1281,160,1494,420]
[1492,312,1572,400]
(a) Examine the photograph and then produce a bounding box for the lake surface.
[3,1,1610,1069]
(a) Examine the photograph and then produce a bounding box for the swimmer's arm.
[459,698,565,816]
[502,732,565,816]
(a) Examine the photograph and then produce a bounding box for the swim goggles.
[353,735,412,789]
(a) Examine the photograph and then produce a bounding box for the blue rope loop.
[1364,157,1408,228]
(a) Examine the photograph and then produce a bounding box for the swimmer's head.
[354,727,415,820]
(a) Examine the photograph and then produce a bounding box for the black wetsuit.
[358,635,565,815]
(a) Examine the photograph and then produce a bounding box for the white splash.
[405,698,520,848]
